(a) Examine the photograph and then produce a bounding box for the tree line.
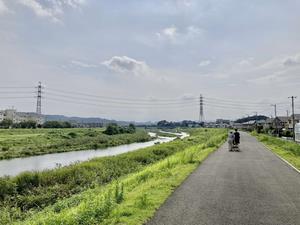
[0,119,72,129]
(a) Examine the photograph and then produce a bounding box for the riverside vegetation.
[253,132,300,170]
[0,128,227,225]
[0,126,150,160]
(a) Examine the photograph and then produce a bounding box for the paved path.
[147,132,300,225]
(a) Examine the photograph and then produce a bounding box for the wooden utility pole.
[271,104,278,136]
[271,104,277,118]
[289,96,297,141]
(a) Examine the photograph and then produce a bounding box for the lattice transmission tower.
[36,82,42,115]
[199,94,204,123]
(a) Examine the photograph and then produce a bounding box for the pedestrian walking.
[228,131,235,151]
[234,129,240,146]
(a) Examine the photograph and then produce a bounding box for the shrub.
[14,172,40,193]
[137,194,149,209]
[1,146,9,152]
[0,178,16,200]
[68,132,77,138]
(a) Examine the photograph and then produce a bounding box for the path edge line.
[259,141,300,174]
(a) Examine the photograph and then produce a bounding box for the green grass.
[252,132,300,170]
[0,128,227,225]
[0,128,151,159]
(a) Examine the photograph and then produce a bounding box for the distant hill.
[235,115,268,123]
[44,115,154,126]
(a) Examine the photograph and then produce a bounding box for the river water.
[0,132,187,177]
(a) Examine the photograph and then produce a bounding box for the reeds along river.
[0,132,188,177]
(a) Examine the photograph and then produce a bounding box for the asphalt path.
[146,132,300,225]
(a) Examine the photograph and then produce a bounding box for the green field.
[252,132,300,170]
[0,128,151,160]
[0,128,227,225]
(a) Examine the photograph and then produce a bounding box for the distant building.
[17,112,45,125]
[295,123,300,142]
[274,116,289,130]
[0,111,4,122]
[216,119,230,125]
[288,114,300,129]
[0,109,45,125]
[264,118,274,130]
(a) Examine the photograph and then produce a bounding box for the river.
[0,132,188,177]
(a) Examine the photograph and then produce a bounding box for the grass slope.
[6,129,227,225]
[252,132,300,170]
[0,128,150,159]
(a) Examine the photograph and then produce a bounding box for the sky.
[0,0,300,122]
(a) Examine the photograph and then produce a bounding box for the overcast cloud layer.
[0,0,300,121]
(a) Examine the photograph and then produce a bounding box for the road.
[146,132,300,225]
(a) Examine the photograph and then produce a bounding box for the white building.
[0,109,45,125]
[295,123,300,143]
[17,112,45,125]
[0,111,4,122]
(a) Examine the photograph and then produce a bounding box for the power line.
[0,91,36,94]
[45,97,198,110]
[205,97,274,105]
[47,87,199,103]
[44,92,198,106]
[0,96,35,99]
[0,86,35,89]
[204,102,272,110]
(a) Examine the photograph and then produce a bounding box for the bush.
[14,172,40,193]
[103,123,136,135]
[43,121,72,128]
[0,178,16,200]
[1,146,9,152]
[103,123,120,135]
[68,132,77,138]
[0,119,13,129]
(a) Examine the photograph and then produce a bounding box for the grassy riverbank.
[0,128,151,160]
[252,132,300,170]
[0,128,227,225]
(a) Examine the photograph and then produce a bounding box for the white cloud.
[102,56,150,76]
[71,60,98,68]
[170,0,195,9]
[238,58,253,67]
[19,0,86,23]
[156,25,177,41]
[186,26,203,39]
[245,53,300,86]
[283,54,300,67]
[0,0,10,14]
[20,0,60,22]
[178,0,193,7]
[58,0,86,9]
[156,25,204,44]
[198,60,211,67]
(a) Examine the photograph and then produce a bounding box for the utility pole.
[271,104,277,136]
[289,96,297,141]
[199,94,204,123]
[271,104,277,118]
[36,82,42,115]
